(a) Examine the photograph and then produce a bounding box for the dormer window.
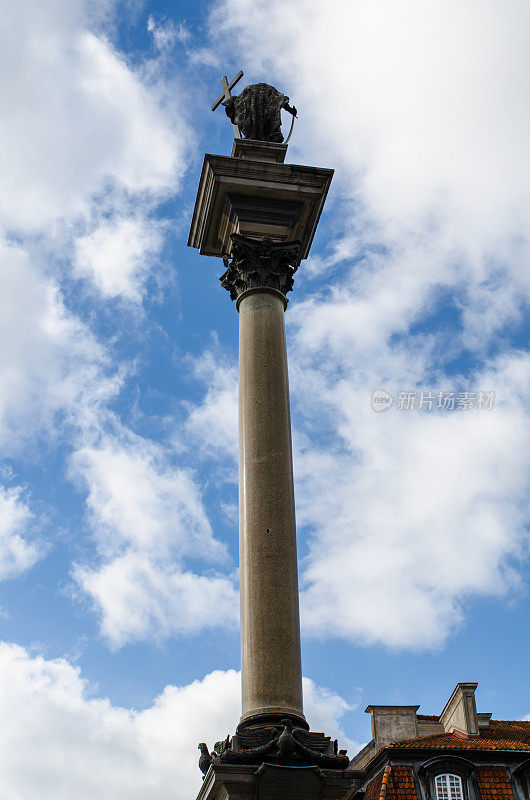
[513,760,530,798]
[435,773,464,800]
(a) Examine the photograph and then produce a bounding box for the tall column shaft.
[238,288,305,727]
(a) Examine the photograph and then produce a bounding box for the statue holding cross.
[212,71,297,143]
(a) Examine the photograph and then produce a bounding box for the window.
[419,758,474,800]
[435,773,463,800]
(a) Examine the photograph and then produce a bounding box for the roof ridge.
[379,765,391,800]
[384,722,530,753]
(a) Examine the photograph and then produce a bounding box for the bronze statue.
[223,83,297,143]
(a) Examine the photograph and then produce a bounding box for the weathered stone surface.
[256,764,323,800]
[187,153,333,259]
[231,138,287,163]
[439,682,479,736]
[365,705,420,754]
[220,234,300,302]
[238,289,304,727]
[196,763,356,800]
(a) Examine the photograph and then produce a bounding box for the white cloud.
[0,0,200,627]
[302,676,358,752]
[0,0,187,233]
[211,0,530,262]
[0,0,190,301]
[0,642,355,800]
[147,15,190,51]
[72,436,218,557]
[71,434,238,646]
[0,485,41,579]
[297,390,529,648]
[0,0,193,442]
[186,339,530,649]
[287,279,530,649]
[210,0,530,333]
[0,240,116,453]
[76,32,186,197]
[0,259,240,640]
[183,347,238,463]
[74,216,164,300]
[77,554,239,646]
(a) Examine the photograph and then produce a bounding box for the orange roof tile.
[384,765,417,800]
[386,720,530,753]
[475,766,515,799]
[364,765,418,800]
[365,769,385,800]
[379,765,392,799]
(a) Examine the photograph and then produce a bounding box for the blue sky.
[0,0,529,797]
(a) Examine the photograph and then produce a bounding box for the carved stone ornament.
[198,719,349,775]
[220,233,301,302]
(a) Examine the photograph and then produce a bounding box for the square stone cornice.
[187,153,333,260]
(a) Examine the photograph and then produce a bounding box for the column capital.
[220,233,301,303]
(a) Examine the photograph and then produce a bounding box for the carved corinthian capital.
[220,233,301,302]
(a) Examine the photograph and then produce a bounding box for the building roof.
[386,720,530,753]
[475,766,518,800]
[363,762,523,800]
[353,685,529,800]
[380,765,416,799]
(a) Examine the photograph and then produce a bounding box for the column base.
[196,762,357,800]
[239,708,308,731]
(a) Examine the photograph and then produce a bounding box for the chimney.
[440,683,479,736]
[365,705,420,751]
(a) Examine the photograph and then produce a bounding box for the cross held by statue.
[211,70,244,138]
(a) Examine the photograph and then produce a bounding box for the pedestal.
[197,763,356,800]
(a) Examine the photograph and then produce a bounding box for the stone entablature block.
[187,149,333,260]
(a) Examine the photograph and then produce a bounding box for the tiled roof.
[379,766,392,799]
[365,766,417,800]
[364,764,517,800]
[365,768,385,800]
[386,720,530,752]
[384,765,416,799]
[475,766,515,799]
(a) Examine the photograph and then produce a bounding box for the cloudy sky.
[0,0,529,797]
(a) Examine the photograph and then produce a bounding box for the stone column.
[221,233,306,729]
[238,288,304,726]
